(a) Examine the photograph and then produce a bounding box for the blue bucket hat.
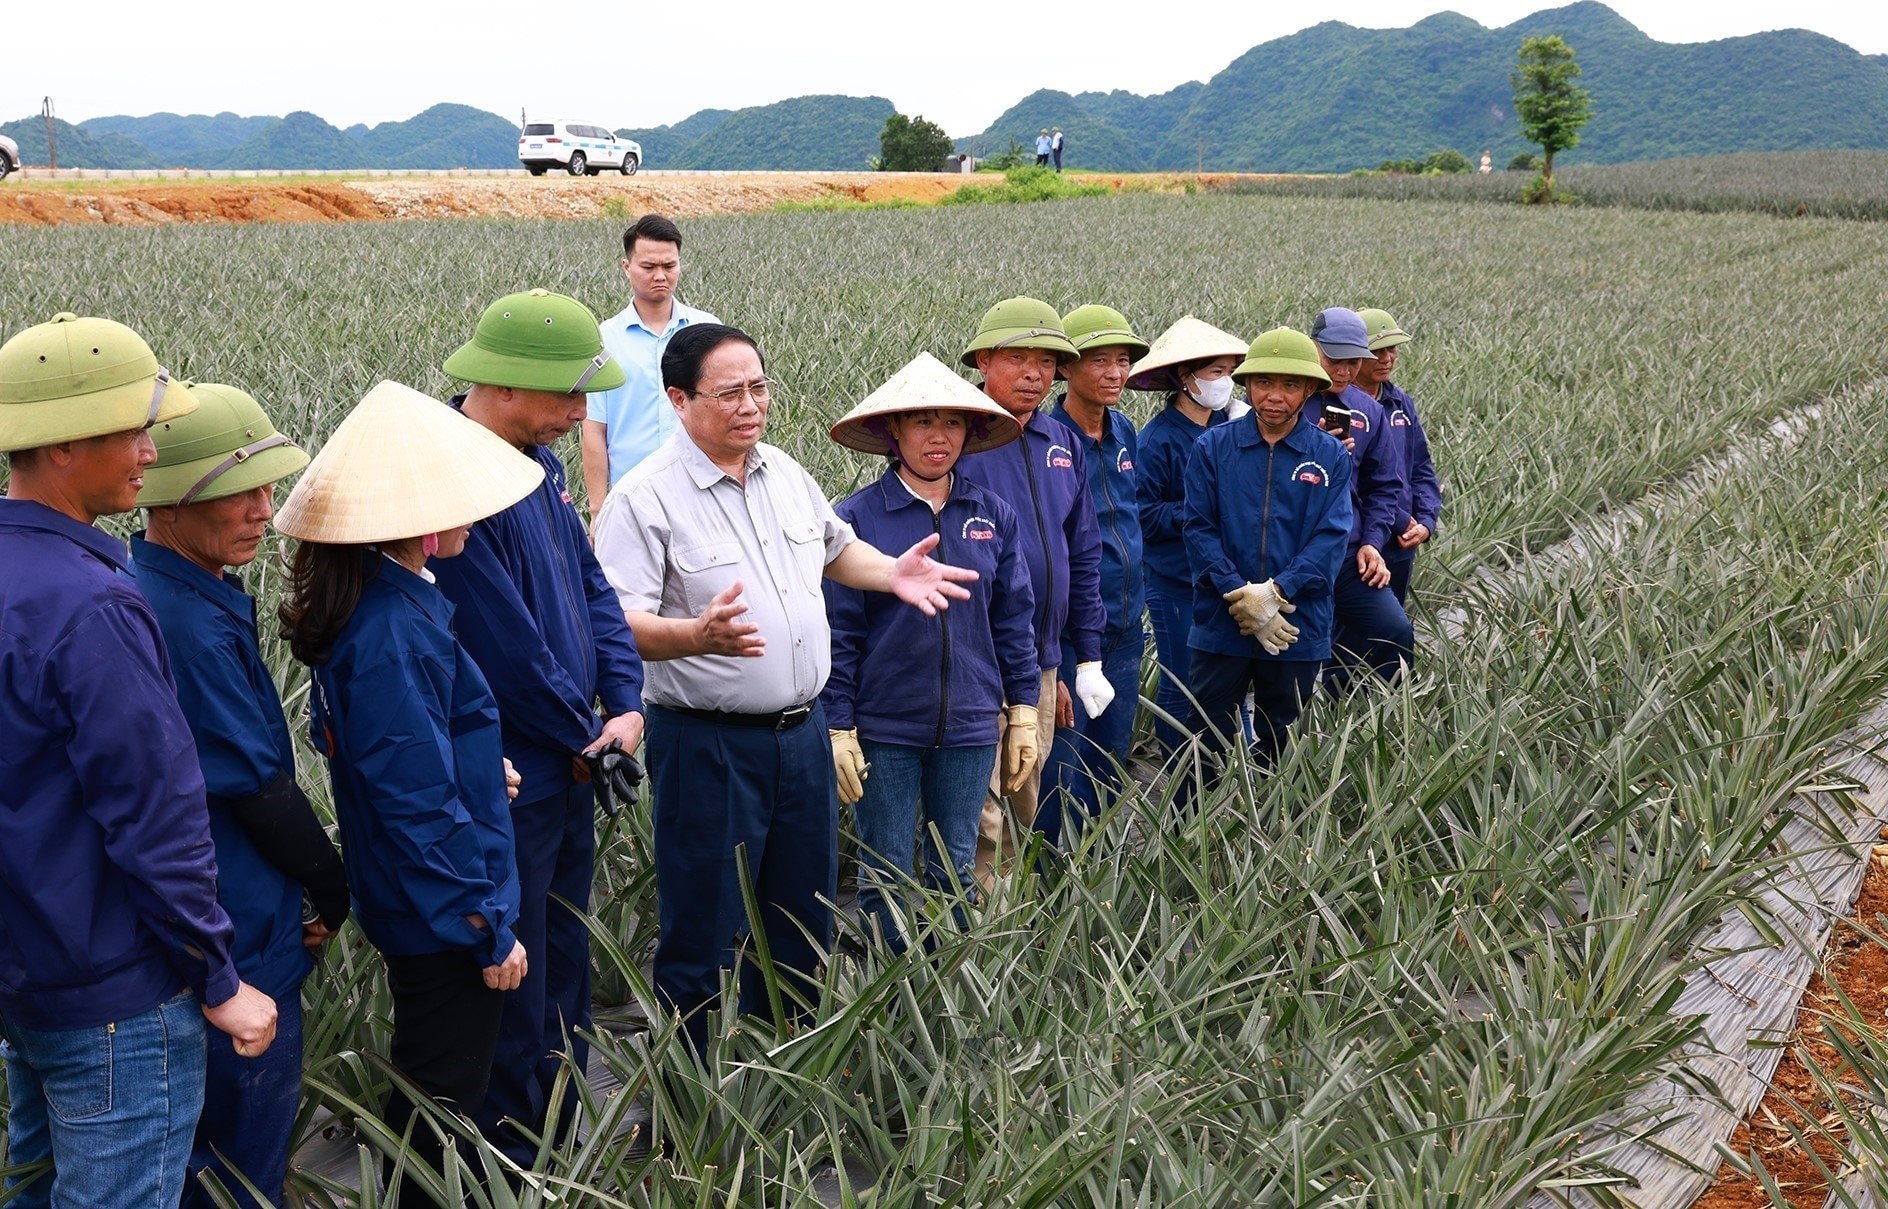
[1309,307,1374,360]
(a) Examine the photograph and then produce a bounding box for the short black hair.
[662,324,763,394]
[623,213,683,258]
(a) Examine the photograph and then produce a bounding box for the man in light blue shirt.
[582,213,720,513]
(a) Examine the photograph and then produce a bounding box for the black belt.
[660,702,815,731]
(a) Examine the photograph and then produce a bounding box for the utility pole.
[42,97,56,171]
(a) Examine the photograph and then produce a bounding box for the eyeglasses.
[688,378,774,408]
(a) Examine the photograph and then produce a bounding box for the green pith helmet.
[1358,308,1411,351]
[960,296,1079,369]
[1232,328,1332,386]
[0,314,198,453]
[1060,304,1150,359]
[138,383,311,507]
[443,289,627,394]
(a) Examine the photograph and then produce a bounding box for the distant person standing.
[1479,148,1493,174]
[583,213,720,512]
[1036,129,1053,167]
[1051,127,1065,172]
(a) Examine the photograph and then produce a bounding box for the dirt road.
[0,171,1243,227]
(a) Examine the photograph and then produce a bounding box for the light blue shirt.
[586,296,720,488]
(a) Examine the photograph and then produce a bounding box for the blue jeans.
[1039,638,1142,846]
[2,988,207,1209]
[1325,558,1415,693]
[647,704,838,1060]
[183,986,303,1209]
[851,740,996,950]
[475,782,596,1165]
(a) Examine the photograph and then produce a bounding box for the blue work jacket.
[1306,384,1403,556]
[822,469,1039,747]
[957,408,1105,666]
[0,500,238,1029]
[1049,399,1144,651]
[1137,397,1224,597]
[310,555,520,964]
[430,415,645,801]
[1184,415,1354,660]
[131,536,312,1000]
[1376,381,1442,542]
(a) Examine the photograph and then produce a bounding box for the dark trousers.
[1189,651,1320,772]
[1385,547,1417,606]
[1039,636,1142,846]
[647,704,838,1060]
[475,782,595,1164]
[1052,148,1063,171]
[382,950,507,1204]
[182,986,304,1209]
[1325,559,1415,693]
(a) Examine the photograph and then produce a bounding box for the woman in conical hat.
[1126,316,1249,757]
[820,353,1039,950]
[275,380,542,1201]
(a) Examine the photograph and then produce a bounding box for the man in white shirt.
[582,213,720,512]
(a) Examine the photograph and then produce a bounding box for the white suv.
[518,122,641,176]
[0,134,20,181]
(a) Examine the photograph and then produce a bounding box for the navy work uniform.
[1183,413,1353,768]
[1375,379,1442,605]
[1312,385,1416,689]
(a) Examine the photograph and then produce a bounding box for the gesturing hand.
[889,533,977,616]
[696,581,767,657]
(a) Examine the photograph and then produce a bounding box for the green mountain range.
[7,4,1888,173]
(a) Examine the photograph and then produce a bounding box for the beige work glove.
[830,728,868,805]
[1253,611,1302,656]
[1001,704,1041,792]
[1222,580,1294,638]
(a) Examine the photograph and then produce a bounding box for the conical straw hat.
[275,381,544,544]
[1125,316,1250,392]
[830,352,1023,458]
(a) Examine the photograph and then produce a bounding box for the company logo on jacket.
[961,517,998,541]
[1046,443,1074,471]
[1115,448,1134,474]
[1292,461,1330,486]
[1388,409,1410,428]
[1346,409,1371,433]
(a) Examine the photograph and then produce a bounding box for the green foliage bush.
[1425,148,1472,175]
[1509,152,1544,172]
[940,164,1109,205]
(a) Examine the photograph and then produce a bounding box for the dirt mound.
[0,171,1249,228]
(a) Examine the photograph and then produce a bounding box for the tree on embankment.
[1512,34,1594,201]
[877,114,955,172]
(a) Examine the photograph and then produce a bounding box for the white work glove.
[1073,661,1116,719]
[830,729,867,805]
[1001,704,1041,792]
[1222,580,1293,637]
[1252,611,1301,656]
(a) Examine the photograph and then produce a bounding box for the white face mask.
[1188,375,1235,412]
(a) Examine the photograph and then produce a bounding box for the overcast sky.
[8,0,1883,136]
